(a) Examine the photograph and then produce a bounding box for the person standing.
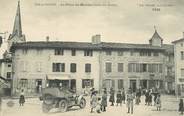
[155,94,161,111]
[135,89,141,105]
[116,90,122,106]
[19,89,25,106]
[90,91,98,113]
[145,89,149,105]
[101,89,107,112]
[179,98,184,114]
[121,88,126,104]
[126,88,134,114]
[109,87,115,106]
[148,92,152,106]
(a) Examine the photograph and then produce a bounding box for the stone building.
[172,33,184,96]
[100,30,174,93]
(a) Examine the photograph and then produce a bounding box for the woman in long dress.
[19,89,25,106]
[90,91,98,113]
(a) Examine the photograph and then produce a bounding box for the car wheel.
[59,99,68,112]
[42,103,51,113]
[79,98,86,109]
[43,94,54,105]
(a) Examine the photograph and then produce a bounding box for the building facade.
[100,39,174,93]
[172,33,184,96]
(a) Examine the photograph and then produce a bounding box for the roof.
[150,30,163,41]
[10,41,173,53]
[162,44,174,54]
[172,38,184,44]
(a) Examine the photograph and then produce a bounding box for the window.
[7,64,11,67]
[148,64,153,73]
[36,62,42,72]
[136,64,140,72]
[153,52,159,56]
[181,51,184,60]
[118,79,124,89]
[118,63,123,72]
[130,51,134,56]
[106,51,112,55]
[85,64,91,73]
[159,64,163,73]
[84,50,93,56]
[181,69,184,77]
[128,63,134,72]
[6,72,11,79]
[143,64,147,72]
[140,51,151,56]
[118,51,123,56]
[71,49,76,56]
[106,62,112,72]
[52,63,65,72]
[70,63,77,72]
[55,49,64,55]
[82,79,94,88]
[19,79,28,88]
[22,49,27,55]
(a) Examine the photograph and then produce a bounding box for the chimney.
[46,36,49,42]
[92,34,101,44]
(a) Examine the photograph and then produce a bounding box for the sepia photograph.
[0,0,184,116]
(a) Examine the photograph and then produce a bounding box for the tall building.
[0,1,26,96]
[172,33,184,96]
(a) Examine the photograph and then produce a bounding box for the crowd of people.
[90,87,162,114]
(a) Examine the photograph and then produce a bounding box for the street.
[0,95,180,116]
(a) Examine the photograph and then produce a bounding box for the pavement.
[0,95,181,116]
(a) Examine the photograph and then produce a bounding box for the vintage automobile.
[40,87,86,113]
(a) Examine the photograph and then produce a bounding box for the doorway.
[130,80,136,92]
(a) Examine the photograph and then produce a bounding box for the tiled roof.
[10,41,173,52]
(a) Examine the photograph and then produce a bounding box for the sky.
[0,0,184,54]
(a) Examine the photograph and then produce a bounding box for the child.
[96,97,101,113]
[19,89,25,106]
[179,98,184,115]
[155,94,161,111]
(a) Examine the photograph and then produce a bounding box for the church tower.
[149,27,163,47]
[7,1,26,51]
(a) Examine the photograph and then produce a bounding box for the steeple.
[12,1,22,37]
[149,26,163,47]
[8,1,26,50]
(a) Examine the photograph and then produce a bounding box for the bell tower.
[7,1,26,51]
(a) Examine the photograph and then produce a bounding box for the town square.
[1,0,184,116]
